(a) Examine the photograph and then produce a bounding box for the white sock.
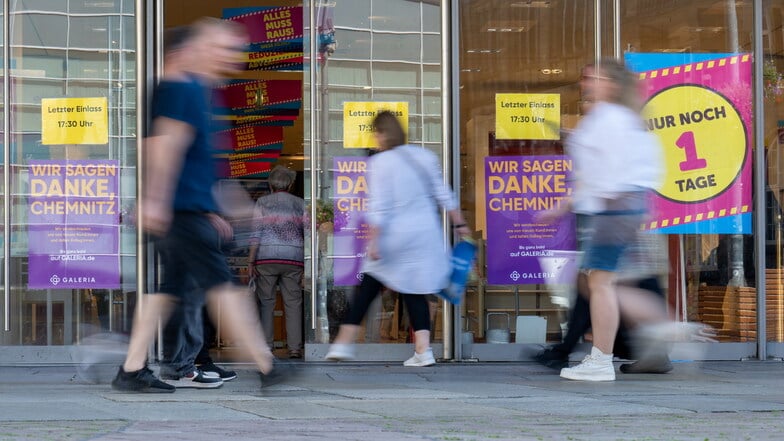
[590,346,613,361]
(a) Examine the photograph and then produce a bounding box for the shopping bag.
[438,238,478,305]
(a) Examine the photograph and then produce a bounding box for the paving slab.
[0,361,783,440]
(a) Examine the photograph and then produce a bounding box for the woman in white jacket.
[326,111,470,366]
[538,59,668,381]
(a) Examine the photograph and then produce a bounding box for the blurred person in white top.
[537,58,674,382]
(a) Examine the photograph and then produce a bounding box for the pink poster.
[632,54,752,233]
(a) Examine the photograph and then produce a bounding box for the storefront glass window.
[763,0,784,345]
[2,0,137,347]
[306,0,444,353]
[458,0,595,353]
[621,0,755,344]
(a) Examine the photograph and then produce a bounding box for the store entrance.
[162,0,307,361]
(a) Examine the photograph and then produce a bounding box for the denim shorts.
[580,191,649,273]
[154,212,233,300]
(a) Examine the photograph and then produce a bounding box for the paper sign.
[27,160,120,289]
[627,53,752,233]
[41,97,108,145]
[343,102,408,149]
[495,93,560,140]
[484,155,576,284]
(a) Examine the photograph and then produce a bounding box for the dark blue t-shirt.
[150,76,218,213]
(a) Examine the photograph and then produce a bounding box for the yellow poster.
[343,102,408,149]
[41,97,109,145]
[495,93,560,140]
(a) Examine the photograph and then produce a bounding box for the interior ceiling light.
[487,27,525,32]
[540,68,563,75]
[484,19,534,33]
[691,26,723,33]
[466,49,501,54]
[510,1,552,8]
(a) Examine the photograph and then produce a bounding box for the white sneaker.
[560,351,615,382]
[162,369,224,388]
[325,343,355,361]
[403,348,436,367]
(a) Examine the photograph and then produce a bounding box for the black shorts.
[155,212,233,300]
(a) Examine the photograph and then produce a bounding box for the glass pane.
[331,30,371,60]
[621,0,754,343]
[372,1,420,32]
[0,11,4,335]
[372,34,421,62]
[307,0,444,349]
[764,0,784,344]
[459,0,595,345]
[3,3,137,346]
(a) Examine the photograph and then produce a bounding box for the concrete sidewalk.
[1,360,783,440]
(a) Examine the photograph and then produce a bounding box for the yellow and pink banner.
[626,53,752,234]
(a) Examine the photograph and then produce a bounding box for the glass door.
[457,0,598,360]
[762,0,784,357]
[620,0,756,358]
[0,0,138,362]
[304,0,447,360]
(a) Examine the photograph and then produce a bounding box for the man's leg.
[195,306,215,366]
[194,304,238,381]
[205,283,273,374]
[161,288,205,379]
[111,293,177,393]
[253,265,279,351]
[278,264,304,356]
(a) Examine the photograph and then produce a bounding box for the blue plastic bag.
[438,238,478,305]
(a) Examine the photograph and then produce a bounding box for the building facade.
[0,0,782,364]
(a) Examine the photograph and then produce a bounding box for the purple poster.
[485,155,576,284]
[332,157,368,286]
[27,160,120,289]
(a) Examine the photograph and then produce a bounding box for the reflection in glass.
[2,2,137,346]
[306,0,443,346]
[459,0,595,345]
[622,0,754,344]
[764,1,784,343]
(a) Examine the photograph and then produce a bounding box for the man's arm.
[141,116,193,236]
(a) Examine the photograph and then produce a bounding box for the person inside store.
[324,111,471,366]
[536,58,693,382]
[112,17,280,393]
[248,165,306,359]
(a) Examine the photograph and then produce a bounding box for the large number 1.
[676,131,707,172]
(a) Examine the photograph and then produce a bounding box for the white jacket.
[361,145,457,294]
[566,102,664,214]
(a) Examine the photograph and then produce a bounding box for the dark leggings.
[343,273,431,332]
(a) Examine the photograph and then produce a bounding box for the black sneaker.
[533,348,569,371]
[197,361,238,381]
[620,356,673,374]
[111,366,175,393]
[163,369,224,388]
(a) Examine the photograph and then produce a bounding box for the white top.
[566,102,664,214]
[361,144,457,294]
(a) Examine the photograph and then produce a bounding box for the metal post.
[753,0,767,360]
[613,0,620,59]
[594,0,601,65]
[309,1,319,332]
[445,0,458,361]
[3,0,10,332]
